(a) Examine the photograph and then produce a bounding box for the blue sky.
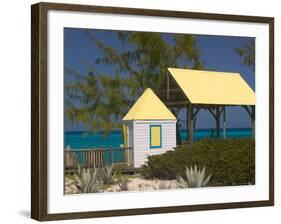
[64,28,255,131]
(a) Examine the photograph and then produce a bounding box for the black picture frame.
[31,2,274,221]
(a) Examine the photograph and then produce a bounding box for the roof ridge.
[123,88,177,121]
[168,67,241,76]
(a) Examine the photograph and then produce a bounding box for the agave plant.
[100,166,116,185]
[177,165,212,188]
[74,164,101,193]
[118,175,129,191]
[153,181,172,190]
[159,181,172,190]
[75,163,83,177]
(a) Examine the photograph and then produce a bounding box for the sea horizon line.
[65,127,252,134]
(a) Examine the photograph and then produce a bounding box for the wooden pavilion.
[157,68,256,144]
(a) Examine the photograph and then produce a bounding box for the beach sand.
[65,174,179,194]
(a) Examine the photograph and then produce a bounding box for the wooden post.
[188,104,194,144]
[216,106,220,139]
[110,146,113,165]
[223,106,226,139]
[186,106,189,142]
[242,105,255,139]
[251,106,255,139]
[167,73,170,100]
[126,149,128,165]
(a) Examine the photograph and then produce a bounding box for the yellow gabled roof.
[168,68,256,105]
[123,88,176,121]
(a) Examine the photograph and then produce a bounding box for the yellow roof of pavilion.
[168,68,256,105]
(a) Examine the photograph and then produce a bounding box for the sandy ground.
[105,176,179,192]
[65,174,179,194]
[64,177,80,194]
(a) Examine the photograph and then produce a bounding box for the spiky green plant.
[74,164,101,193]
[100,166,116,185]
[75,163,82,177]
[177,165,212,188]
[118,175,129,191]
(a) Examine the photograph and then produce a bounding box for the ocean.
[64,128,252,149]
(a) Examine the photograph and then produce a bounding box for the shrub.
[141,138,255,186]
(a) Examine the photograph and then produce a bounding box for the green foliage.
[112,169,130,191]
[100,166,116,185]
[176,165,212,188]
[65,70,131,135]
[141,138,255,186]
[117,175,130,191]
[74,164,101,193]
[113,168,130,191]
[65,31,203,134]
[235,39,255,72]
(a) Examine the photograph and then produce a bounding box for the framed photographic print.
[31,2,274,221]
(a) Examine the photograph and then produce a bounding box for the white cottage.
[122,88,177,168]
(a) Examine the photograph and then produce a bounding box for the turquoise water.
[64,128,252,149]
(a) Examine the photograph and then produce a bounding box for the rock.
[64,177,79,194]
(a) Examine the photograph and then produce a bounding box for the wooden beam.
[242,105,255,139]
[193,117,197,130]
[186,106,189,142]
[242,105,254,120]
[166,73,169,100]
[243,105,251,116]
[168,73,192,104]
[216,106,220,139]
[223,106,226,139]
[219,107,224,116]
[159,88,182,94]
[193,108,201,118]
[208,108,216,120]
[251,106,255,139]
[188,104,194,144]
[165,100,190,107]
